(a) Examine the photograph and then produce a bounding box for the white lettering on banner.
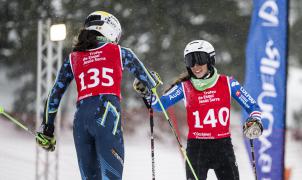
[257,37,280,178]
[260,39,280,75]
[258,153,273,174]
[259,0,279,27]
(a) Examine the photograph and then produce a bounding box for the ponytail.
[73,29,102,52]
[164,72,190,93]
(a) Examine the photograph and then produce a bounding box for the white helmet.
[183,40,216,67]
[84,11,122,43]
[184,40,215,57]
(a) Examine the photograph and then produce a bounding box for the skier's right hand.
[133,71,162,97]
[133,78,151,98]
[36,124,56,152]
[243,117,263,139]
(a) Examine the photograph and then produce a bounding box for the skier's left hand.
[36,124,56,152]
[243,117,263,139]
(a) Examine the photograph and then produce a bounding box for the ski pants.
[186,137,239,180]
[73,95,124,180]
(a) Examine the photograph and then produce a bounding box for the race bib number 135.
[78,67,114,91]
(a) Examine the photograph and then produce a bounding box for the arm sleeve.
[150,83,184,112]
[43,56,74,125]
[229,76,262,120]
[121,47,158,89]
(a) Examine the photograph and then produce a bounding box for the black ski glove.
[133,78,151,97]
[36,124,56,152]
[133,71,162,97]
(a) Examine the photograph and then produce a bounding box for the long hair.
[73,29,102,52]
[164,72,190,93]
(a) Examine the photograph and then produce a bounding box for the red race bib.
[70,43,123,101]
[182,75,231,139]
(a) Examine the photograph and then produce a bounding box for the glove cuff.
[42,124,55,137]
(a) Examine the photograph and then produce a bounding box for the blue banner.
[243,0,288,180]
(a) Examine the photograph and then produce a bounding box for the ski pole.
[0,106,45,142]
[151,88,199,180]
[249,139,258,180]
[142,95,156,180]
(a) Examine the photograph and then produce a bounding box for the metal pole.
[249,139,258,180]
[36,18,62,180]
[142,97,156,180]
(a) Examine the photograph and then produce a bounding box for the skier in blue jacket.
[35,11,160,180]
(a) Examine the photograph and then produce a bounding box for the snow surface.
[1,66,302,179]
[286,66,302,127]
[0,110,301,180]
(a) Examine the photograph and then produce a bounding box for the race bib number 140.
[193,107,229,128]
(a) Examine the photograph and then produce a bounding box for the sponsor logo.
[240,87,256,104]
[231,81,240,87]
[246,1,283,178]
[168,88,182,100]
[236,90,241,97]
[257,38,280,177]
[193,132,211,137]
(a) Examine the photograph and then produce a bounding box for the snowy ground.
[1,66,302,180]
[0,111,301,180]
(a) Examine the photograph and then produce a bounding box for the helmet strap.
[190,67,218,91]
